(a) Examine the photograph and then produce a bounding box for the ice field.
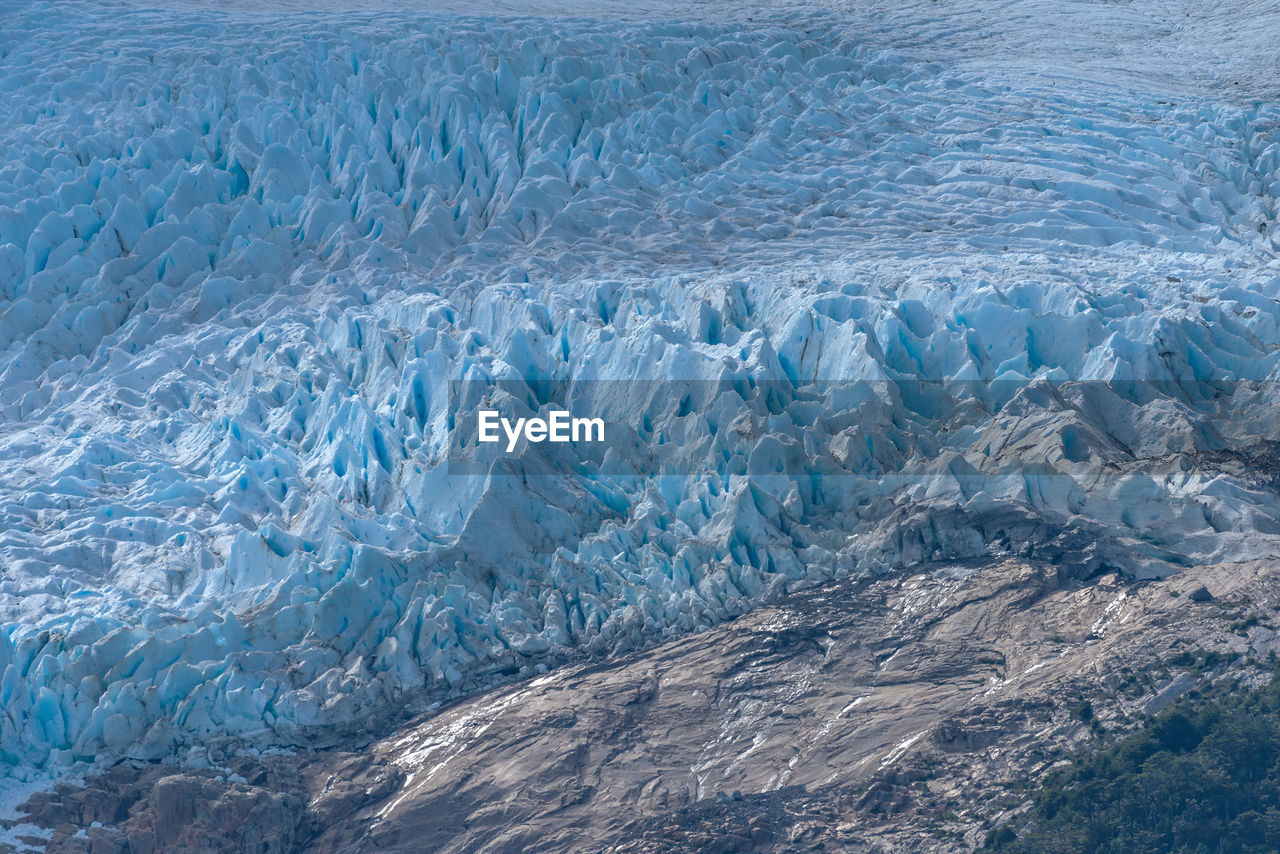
[2,0,1280,785]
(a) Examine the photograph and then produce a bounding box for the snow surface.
[2,0,1280,782]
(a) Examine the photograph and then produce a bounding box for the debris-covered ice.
[2,0,1280,778]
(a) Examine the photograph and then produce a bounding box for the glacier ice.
[2,0,1280,781]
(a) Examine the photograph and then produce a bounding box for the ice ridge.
[1,4,1280,776]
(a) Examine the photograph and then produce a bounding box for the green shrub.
[988,675,1280,853]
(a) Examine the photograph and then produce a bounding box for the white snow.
[1,0,1280,785]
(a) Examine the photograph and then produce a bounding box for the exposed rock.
[16,761,309,854]
[1189,585,1214,602]
[12,558,1280,853]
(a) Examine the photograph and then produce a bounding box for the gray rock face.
[11,762,308,854]
[13,556,1280,853]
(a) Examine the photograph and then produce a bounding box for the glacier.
[2,0,1280,789]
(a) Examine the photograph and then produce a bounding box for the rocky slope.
[10,556,1280,853]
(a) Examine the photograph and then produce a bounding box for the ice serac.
[1,0,1280,781]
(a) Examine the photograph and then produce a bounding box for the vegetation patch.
[986,670,1280,853]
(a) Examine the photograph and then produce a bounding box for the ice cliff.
[2,0,1280,778]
